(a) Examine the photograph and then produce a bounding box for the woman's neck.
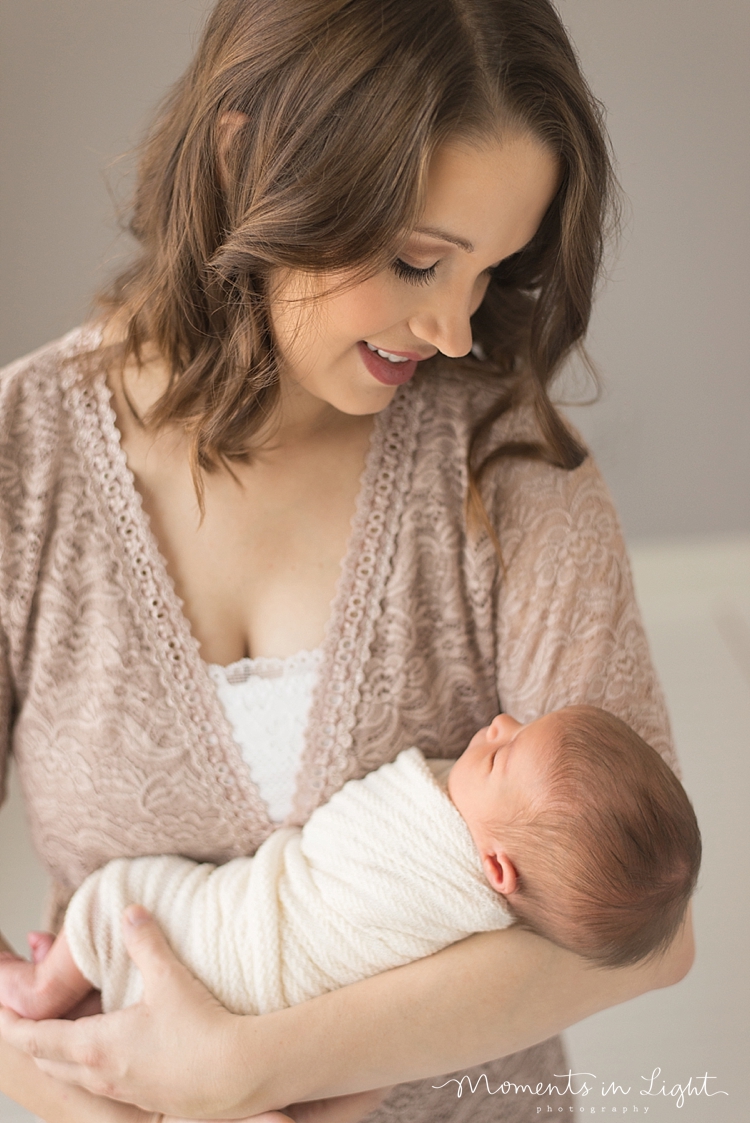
[105,326,371,456]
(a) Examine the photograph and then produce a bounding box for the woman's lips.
[357,341,419,386]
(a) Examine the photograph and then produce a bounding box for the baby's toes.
[27,931,55,964]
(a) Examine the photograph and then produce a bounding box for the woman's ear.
[482,850,519,897]
[216,110,250,190]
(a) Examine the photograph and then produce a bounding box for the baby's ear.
[482,851,518,896]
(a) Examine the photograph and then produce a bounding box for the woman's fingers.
[0,909,257,1117]
[0,1005,119,1094]
[0,1005,165,1104]
[120,904,180,983]
[0,1005,82,1062]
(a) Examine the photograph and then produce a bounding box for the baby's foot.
[0,950,55,1018]
[0,936,82,1020]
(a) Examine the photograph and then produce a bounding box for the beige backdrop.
[1,0,748,539]
[0,3,748,1122]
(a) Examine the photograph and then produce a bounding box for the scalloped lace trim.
[290,377,425,824]
[211,647,323,683]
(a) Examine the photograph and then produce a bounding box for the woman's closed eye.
[391,257,503,287]
[391,258,438,285]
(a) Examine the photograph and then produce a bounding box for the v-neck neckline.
[64,327,425,834]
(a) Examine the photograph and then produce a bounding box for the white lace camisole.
[207,649,323,824]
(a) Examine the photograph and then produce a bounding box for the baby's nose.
[488,713,522,740]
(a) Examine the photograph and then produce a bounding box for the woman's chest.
[125,424,372,665]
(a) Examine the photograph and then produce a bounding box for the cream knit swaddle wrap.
[65,748,511,1014]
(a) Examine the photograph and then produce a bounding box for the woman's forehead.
[412,135,560,262]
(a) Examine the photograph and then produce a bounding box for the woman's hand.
[0,906,257,1119]
[0,907,381,1121]
[0,904,392,1123]
[0,1025,166,1123]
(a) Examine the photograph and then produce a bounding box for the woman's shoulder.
[420,360,584,463]
[0,326,104,542]
[0,324,102,437]
[418,360,615,532]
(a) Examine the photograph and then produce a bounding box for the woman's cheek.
[471,275,493,315]
[337,275,406,336]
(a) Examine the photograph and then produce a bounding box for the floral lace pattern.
[0,329,674,1122]
[289,378,425,824]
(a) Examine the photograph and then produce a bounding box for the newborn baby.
[0,704,700,1021]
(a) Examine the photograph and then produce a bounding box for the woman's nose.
[407,293,475,359]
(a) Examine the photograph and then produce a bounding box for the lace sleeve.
[0,626,12,808]
[490,452,677,772]
[0,376,18,811]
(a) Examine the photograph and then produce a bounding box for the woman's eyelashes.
[391,258,438,286]
[391,257,502,287]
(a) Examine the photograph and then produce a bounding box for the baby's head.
[448,705,701,968]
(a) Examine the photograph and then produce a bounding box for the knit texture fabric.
[65,748,509,1014]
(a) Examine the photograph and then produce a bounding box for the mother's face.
[270,132,560,419]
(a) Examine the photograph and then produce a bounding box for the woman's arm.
[237,907,694,1113]
[0,901,694,1120]
[491,452,677,766]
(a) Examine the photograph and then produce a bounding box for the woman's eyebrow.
[413,226,475,252]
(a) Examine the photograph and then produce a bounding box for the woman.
[0,1,693,1121]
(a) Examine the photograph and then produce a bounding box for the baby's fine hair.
[502,705,701,968]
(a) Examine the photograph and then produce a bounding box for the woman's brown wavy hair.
[97,0,617,520]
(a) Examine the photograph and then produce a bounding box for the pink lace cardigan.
[0,328,675,1122]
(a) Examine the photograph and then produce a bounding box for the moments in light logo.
[432,1068,729,1113]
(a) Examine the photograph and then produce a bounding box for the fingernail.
[125,905,151,927]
